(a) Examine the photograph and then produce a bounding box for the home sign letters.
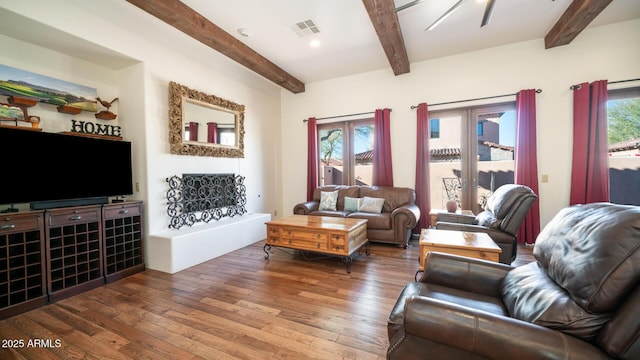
[70,119,121,137]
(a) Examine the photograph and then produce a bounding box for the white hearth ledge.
[147,212,271,273]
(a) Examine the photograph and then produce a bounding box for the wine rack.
[0,211,47,319]
[0,201,144,319]
[102,201,144,282]
[45,205,103,302]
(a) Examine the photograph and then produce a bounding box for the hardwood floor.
[0,239,534,360]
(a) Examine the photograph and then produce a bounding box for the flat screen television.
[0,126,133,209]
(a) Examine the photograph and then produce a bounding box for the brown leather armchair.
[388,202,640,360]
[435,184,537,264]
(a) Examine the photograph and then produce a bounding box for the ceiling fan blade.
[395,0,424,13]
[425,0,469,31]
[481,0,496,27]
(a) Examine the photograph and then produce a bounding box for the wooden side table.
[416,228,501,280]
[429,208,474,227]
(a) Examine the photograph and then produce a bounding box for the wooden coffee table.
[264,215,369,273]
[416,228,501,279]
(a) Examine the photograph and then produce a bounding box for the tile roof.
[609,137,640,152]
[480,141,514,152]
[430,142,514,158]
[355,150,373,161]
[430,148,461,157]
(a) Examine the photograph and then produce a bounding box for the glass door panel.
[428,113,465,211]
[473,107,516,213]
[353,123,374,185]
[607,91,640,205]
[319,125,344,185]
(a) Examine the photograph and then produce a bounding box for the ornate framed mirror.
[168,81,245,158]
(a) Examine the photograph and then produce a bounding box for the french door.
[429,102,516,214]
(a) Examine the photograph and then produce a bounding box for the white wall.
[0,1,282,262]
[281,19,640,227]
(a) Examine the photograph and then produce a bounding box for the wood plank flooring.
[0,239,533,360]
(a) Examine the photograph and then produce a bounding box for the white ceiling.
[0,1,638,86]
[180,0,640,83]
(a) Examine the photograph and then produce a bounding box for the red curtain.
[569,80,610,205]
[372,108,393,186]
[188,122,198,141]
[514,89,541,245]
[207,122,218,143]
[306,117,318,201]
[414,103,431,231]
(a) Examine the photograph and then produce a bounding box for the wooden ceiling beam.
[544,0,613,49]
[362,0,410,76]
[126,0,305,93]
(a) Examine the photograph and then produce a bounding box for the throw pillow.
[344,196,362,212]
[359,196,385,213]
[318,190,339,211]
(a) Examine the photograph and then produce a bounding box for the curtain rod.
[570,77,640,90]
[303,109,392,122]
[410,89,542,109]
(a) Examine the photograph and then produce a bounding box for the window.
[608,87,640,205]
[430,119,440,138]
[318,119,374,186]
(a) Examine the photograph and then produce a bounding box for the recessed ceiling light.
[309,39,321,47]
[237,28,253,37]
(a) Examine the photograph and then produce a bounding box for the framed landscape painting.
[0,64,98,112]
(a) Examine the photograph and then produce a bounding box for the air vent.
[291,19,320,37]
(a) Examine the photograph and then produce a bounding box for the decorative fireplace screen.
[165,173,247,229]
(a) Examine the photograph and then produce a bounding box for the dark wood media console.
[0,201,144,319]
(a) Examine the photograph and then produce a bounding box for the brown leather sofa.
[387,202,640,359]
[293,185,420,247]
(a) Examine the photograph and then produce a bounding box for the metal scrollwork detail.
[165,174,247,229]
[442,177,462,208]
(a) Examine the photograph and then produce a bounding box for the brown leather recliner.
[388,202,640,359]
[435,184,537,264]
